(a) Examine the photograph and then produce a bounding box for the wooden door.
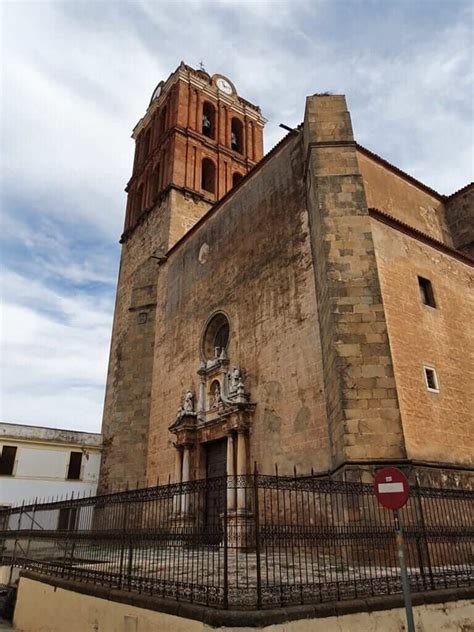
[204,440,227,541]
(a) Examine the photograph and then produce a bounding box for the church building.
[99,62,473,497]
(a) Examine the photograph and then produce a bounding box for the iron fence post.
[25,499,37,559]
[119,500,128,590]
[223,474,229,609]
[10,501,24,583]
[127,502,133,591]
[67,492,75,579]
[253,462,262,609]
[60,493,71,578]
[0,507,7,563]
[393,509,415,632]
[415,475,435,591]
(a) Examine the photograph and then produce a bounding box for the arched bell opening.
[231,118,243,153]
[201,157,216,195]
[202,101,216,139]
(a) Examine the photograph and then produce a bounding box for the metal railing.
[0,472,472,609]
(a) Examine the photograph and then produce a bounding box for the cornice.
[127,125,257,189]
[120,184,214,244]
[369,207,474,267]
[133,63,265,139]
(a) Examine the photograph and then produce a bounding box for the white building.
[0,423,102,509]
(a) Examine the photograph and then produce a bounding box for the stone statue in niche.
[174,390,195,422]
[183,390,194,413]
[229,367,241,393]
[210,381,222,409]
[236,379,246,396]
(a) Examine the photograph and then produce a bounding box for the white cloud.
[0,274,113,432]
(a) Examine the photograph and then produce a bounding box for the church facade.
[99,62,473,496]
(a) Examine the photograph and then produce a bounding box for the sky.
[1,0,473,434]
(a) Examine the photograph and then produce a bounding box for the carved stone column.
[173,447,182,513]
[226,433,236,512]
[227,428,254,549]
[236,430,247,512]
[174,448,182,484]
[181,445,191,514]
[198,373,206,414]
[195,92,202,133]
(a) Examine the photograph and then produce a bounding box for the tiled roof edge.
[445,182,474,200]
[356,144,444,201]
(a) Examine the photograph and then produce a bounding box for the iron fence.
[0,472,472,609]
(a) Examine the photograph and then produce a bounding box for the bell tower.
[99,63,265,493]
[122,61,266,247]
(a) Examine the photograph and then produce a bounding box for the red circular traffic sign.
[374,467,410,510]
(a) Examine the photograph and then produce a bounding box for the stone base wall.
[13,574,474,631]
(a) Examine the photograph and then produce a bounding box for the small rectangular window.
[424,366,439,392]
[418,276,436,308]
[67,452,83,480]
[0,446,17,476]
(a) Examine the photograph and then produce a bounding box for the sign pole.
[393,508,415,632]
[374,467,415,632]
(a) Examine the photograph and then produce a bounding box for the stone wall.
[147,132,330,481]
[99,191,210,493]
[304,95,405,471]
[372,218,474,468]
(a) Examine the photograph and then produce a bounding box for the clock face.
[216,78,232,95]
[152,84,162,100]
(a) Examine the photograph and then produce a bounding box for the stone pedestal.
[170,513,195,545]
[226,510,255,550]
